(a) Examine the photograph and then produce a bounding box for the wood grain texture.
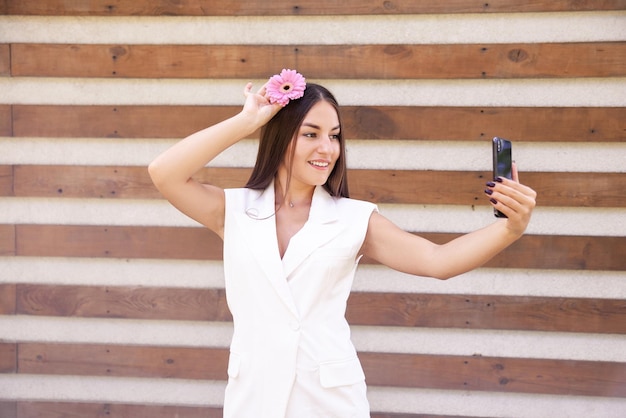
[0,165,12,196]
[0,224,15,256]
[13,225,626,271]
[12,105,626,142]
[11,43,626,79]
[358,352,626,397]
[0,402,16,418]
[0,284,15,315]
[15,284,626,334]
[9,164,626,208]
[14,401,467,418]
[0,105,11,136]
[16,342,626,397]
[16,402,222,418]
[5,0,626,15]
[0,44,9,76]
[0,342,16,373]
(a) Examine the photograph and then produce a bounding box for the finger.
[243,82,253,96]
[512,161,519,182]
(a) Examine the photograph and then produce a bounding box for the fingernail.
[490,198,498,204]
[495,177,504,183]
[484,188,493,195]
[486,181,496,187]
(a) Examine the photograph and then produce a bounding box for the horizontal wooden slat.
[0,165,12,196]
[14,402,444,418]
[0,343,16,373]
[15,284,626,334]
[14,225,626,271]
[19,343,228,380]
[0,224,15,256]
[17,402,222,418]
[17,285,232,322]
[0,44,9,76]
[10,165,626,208]
[0,284,16,315]
[12,105,626,142]
[17,343,626,397]
[358,352,626,397]
[15,224,223,260]
[0,402,16,418]
[0,105,11,136]
[11,43,626,79]
[4,0,626,15]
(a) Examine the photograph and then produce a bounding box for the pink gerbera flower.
[266,69,306,106]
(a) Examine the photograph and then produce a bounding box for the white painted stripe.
[368,386,626,418]
[0,374,225,406]
[2,138,625,173]
[2,197,624,236]
[2,256,624,299]
[1,316,625,362]
[1,77,625,106]
[0,12,624,44]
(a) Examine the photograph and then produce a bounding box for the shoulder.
[334,196,379,224]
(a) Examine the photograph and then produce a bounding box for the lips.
[308,160,330,169]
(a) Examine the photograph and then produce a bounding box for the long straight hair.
[245,83,350,198]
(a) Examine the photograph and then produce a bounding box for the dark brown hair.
[245,83,349,198]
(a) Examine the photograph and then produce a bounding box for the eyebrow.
[301,122,341,131]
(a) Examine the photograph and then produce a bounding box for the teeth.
[309,161,329,167]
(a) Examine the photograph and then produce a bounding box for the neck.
[275,176,314,209]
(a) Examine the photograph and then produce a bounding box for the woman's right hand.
[240,82,283,128]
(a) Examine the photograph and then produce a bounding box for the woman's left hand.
[485,162,537,236]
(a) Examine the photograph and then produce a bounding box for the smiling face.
[279,100,342,191]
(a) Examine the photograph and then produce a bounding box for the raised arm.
[148,83,282,237]
[361,164,536,280]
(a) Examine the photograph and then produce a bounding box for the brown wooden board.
[19,343,229,380]
[12,105,626,142]
[0,165,12,196]
[10,164,626,208]
[14,225,626,271]
[15,224,223,260]
[16,402,222,418]
[0,283,15,314]
[0,44,9,76]
[5,0,626,15]
[0,402,16,418]
[0,225,15,256]
[14,401,470,418]
[16,285,232,322]
[358,352,626,397]
[17,342,626,397]
[0,105,11,136]
[0,342,16,373]
[11,43,626,79]
[15,284,626,334]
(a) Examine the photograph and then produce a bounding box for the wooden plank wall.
[1,1,626,417]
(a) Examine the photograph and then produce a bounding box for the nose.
[317,135,333,153]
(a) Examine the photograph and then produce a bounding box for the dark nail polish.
[490,198,498,204]
[484,188,493,195]
[486,181,496,187]
[495,177,504,183]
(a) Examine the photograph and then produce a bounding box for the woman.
[149,71,536,418]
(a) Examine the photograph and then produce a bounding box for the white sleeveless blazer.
[222,182,377,417]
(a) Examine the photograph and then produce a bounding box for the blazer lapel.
[282,185,344,279]
[233,183,299,317]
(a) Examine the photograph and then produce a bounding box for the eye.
[330,133,340,141]
[303,132,317,138]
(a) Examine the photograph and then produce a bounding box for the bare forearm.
[149,112,257,187]
[431,220,521,279]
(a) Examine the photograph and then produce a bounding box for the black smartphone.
[492,137,512,218]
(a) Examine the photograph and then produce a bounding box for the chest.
[275,206,310,259]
